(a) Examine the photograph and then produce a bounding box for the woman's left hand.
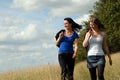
[109,58,112,66]
[72,53,77,59]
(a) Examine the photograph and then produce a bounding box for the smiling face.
[64,20,72,30]
[90,19,99,30]
[89,17,104,31]
[90,21,95,28]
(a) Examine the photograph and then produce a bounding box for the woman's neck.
[91,28,100,33]
[66,29,73,33]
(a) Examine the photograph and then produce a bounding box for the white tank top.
[88,32,105,56]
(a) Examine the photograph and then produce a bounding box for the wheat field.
[0,52,120,80]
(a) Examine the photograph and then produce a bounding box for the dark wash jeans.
[58,53,75,80]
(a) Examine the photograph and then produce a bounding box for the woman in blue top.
[83,17,112,80]
[56,18,81,80]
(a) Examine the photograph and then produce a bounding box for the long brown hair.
[85,17,105,51]
[90,17,105,30]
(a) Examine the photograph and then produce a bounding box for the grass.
[0,52,120,80]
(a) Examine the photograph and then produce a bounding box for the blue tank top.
[59,32,79,54]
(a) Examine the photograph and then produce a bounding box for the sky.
[0,0,98,72]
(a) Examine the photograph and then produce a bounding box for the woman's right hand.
[56,32,64,46]
[59,32,64,38]
[86,30,92,38]
[109,58,112,66]
[82,29,92,47]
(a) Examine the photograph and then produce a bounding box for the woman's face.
[90,21,97,29]
[64,20,72,29]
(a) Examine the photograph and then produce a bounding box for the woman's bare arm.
[56,32,64,46]
[72,38,78,59]
[82,31,91,47]
[103,34,112,66]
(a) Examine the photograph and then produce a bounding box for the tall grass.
[0,52,120,80]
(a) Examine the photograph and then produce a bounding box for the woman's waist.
[89,45,103,49]
[87,52,105,56]
[88,47,104,52]
[59,49,74,54]
[60,44,73,48]
[59,45,74,51]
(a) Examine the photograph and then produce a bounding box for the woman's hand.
[86,30,92,38]
[59,32,64,39]
[56,32,64,46]
[72,53,77,59]
[82,29,92,47]
[103,34,112,66]
[109,58,112,66]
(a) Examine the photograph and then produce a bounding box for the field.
[0,52,120,80]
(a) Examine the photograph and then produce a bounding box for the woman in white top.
[83,17,112,80]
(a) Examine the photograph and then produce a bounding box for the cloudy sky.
[0,0,98,72]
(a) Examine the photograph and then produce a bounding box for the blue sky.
[0,0,98,72]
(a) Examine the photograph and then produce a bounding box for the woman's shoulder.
[101,31,107,38]
[101,31,106,35]
[73,31,79,38]
[73,31,78,35]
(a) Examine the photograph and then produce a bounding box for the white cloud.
[0,16,55,43]
[42,43,56,49]
[11,0,41,11]
[17,45,39,52]
[11,0,69,11]
[0,15,56,54]
[50,0,97,17]
[13,24,39,41]
[74,14,90,25]
[1,16,25,27]
[0,24,39,42]
[11,0,98,16]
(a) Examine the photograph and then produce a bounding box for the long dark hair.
[90,17,105,30]
[64,17,82,32]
